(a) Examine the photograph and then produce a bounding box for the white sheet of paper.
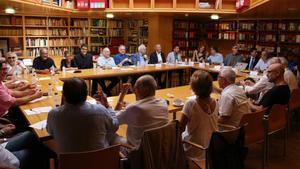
[29,96,47,103]
[120,68,134,71]
[30,120,47,130]
[39,77,51,81]
[112,67,120,70]
[23,59,33,66]
[187,95,196,100]
[56,86,63,91]
[24,106,52,115]
[107,98,114,102]
[66,70,75,73]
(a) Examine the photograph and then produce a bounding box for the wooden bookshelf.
[133,0,151,8]
[125,19,149,53]
[155,0,173,8]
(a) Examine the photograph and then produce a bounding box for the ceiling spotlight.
[210,14,219,20]
[5,7,15,14]
[185,14,189,17]
[106,13,114,19]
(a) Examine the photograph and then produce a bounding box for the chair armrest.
[182,140,206,150]
[120,143,135,150]
[0,118,11,125]
[217,123,236,131]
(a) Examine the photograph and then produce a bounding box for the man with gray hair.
[131,44,148,66]
[279,57,298,92]
[115,75,169,148]
[32,48,56,74]
[218,68,250,127]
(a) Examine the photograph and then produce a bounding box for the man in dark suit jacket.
[149,44,166,64]
[245,48,259,70]
[149,44,166,88]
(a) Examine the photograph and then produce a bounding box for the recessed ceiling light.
[106,13,114,18]
[5,7,15,14]
[185,14,189,17]
[210,14,219,20]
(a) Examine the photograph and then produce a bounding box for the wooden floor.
[246,122,300,169]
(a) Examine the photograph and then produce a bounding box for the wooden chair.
[288,89,300,131]
[183,127,246,169]
[264,104,288,166]
[239,109,267,169]
[56,145,120,169]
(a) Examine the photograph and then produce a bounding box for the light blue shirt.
[166,52,182,63]
[131,52,147,66]
[97,56,116,67]
[208,53,224,64]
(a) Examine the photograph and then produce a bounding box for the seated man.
[74,44,93,69]
[0,58,43,117]
[131,44,148,66]
[223,45,243,66]
[166,45,184,86]
[149,44,166,88]
[115,75,169,149]
[249,63,291,112]
[240,57,281,102]
[207,46,223,65]
[5,52,26,77]
[218,68,250,127]
[96,47,120,96]
[32,48,56,74]
[279,57,299,92]
[47,77,119,153]
[114,45,132,66]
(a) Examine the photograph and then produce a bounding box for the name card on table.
[30,120,47,130]
[24,106,52,115]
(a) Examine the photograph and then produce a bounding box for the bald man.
[115,75,169,149]
[95,48,119,96]
[32,48,56,74]
[250,63,290,112]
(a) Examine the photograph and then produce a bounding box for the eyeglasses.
[7,57,16,59]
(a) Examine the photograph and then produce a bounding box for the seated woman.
[5,52,26,77]
[192,45,208,62]
[60,51,77,71]
[180,70,218,162]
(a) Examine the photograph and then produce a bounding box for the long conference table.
[18,63,248,150]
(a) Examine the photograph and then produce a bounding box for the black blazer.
[60,59,77,70]
[149,52,166,64]
[245,57,259,70]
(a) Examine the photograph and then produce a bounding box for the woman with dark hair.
[192,45,208,62]
[180,70,218,162]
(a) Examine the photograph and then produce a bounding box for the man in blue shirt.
[131,44,148,66]
[114,45,132,66]
[207,46,224,64]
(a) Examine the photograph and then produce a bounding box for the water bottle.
[23,68,29,78]
[62,66,66,73]
[48,83,53,96]
[31,72,37,84]
[185,58,188,65]
[53,92,60,107]
[137,61,140,67]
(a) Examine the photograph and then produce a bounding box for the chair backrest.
[239,109,267,145]
[59,145,120,169]
[267,104,287,134]
[208,126,247,169]
[129,120,188,169]
[289,89,300,112]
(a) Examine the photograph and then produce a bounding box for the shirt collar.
[136,96,156,103]
[222,84,236,93]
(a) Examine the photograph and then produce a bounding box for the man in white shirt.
[218,68,250,127]
[95,48,119,96]
[279,57,299,92]
[115,75,169,149]
[5,52,26,77]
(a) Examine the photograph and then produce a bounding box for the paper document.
[120,68,134,71]
[24,106,52,115]
[39,77,51,81]
[56,86,63,91]
[29,96,47,103]
[30,120,47,130]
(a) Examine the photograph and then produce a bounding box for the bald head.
[268,57,281,66]
[134,75,157,100]
[103,47,111,58]
[267,63,285,83]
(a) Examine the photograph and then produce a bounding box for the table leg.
[166,70,169,88]
[173,111,176,120]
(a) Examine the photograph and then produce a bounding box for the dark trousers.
[93,78,119,96]
[6,131,56,169]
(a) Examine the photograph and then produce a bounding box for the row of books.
[219,23,236,30]
[173,40,189,48]
[91,19,107,27]
[258,34,277,42]
[49,47,68,56]
[48,29,68,36]
[238,33,256,41]
[0,16,22,25]
[70,28,88,36]
[239,23,255,30]
[237,43,255,51]
[108,29,123,37]
[48,18,68,26]
[90,28,107,36]
[174,21,189,29]
[218,32,236,40]
[173,31,188,38]
[71,19,89,27]
[128,20,148,28]
[108,21,123,28]
[279,34,300,43]
[25,29,47,36]
[257,22,278,31]
[91,37,110,46]
[69,38,87,46]
[0,28,23,36]
[49,38,69,46]
[26,38,48,47]
[26,48,40,57]
[256,45,276,52]
[279,22,300,32]
[25,18,47,26]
